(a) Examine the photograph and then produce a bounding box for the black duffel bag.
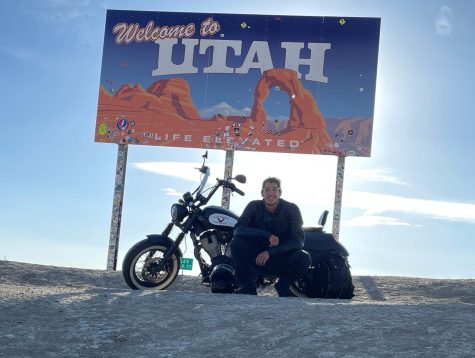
[298,228,355,299]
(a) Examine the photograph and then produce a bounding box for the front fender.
[146,234,183,258]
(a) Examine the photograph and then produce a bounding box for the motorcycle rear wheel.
[122,239,180,290]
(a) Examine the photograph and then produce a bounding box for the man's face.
[261,182,281,207]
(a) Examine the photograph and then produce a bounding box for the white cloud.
[346,191,475,224]
[161,188,182,197]
[18,1,99,46]
[1,47,52,68]
[436,6,453,35]
[132,157,475,226]
[132,161,223,183]
[132,153,338,205]
[27,0,92,23]
[350,168,406,185]
[344,215,421,227]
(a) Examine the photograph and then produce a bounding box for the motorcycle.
[122,151,244,292]
[122,151,350,297]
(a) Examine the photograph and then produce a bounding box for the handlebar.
[228,182,245,196]
[193,178,245,207]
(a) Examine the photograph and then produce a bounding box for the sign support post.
[332,156,346,241]
[106,144,128,271]
[221,149,234,210]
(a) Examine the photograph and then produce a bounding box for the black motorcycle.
[122,151,245,292]
[122,151,351,297]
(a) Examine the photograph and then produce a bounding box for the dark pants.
[230,237,311,289]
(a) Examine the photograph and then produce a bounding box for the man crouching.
[230,177,311,296]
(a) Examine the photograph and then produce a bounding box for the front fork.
[145,222,175,259]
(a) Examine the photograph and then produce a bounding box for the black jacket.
[233,198,304,256]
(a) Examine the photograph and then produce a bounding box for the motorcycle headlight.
[171,203,188,222]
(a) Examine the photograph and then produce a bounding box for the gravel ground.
[0,260,474,357]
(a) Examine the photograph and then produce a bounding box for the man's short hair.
[262,177,281,190]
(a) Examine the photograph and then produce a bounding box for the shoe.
[274,281,295,297]
[234,286,257,295]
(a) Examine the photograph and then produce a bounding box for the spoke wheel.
[123,240,180,290]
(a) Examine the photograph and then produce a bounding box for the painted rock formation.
[147,79,200,120]
[96,72,342,155]
[250,68,331,151]
[99,78,200,120]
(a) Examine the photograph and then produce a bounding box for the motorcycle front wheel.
[122,239,180,290]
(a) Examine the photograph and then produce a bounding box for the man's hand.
[269,234,279,247]
[255,251,270,266]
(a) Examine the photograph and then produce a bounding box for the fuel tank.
[198,205,239,231]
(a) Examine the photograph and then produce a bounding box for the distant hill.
[199,101,251,118]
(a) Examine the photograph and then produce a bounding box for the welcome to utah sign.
[95,10,380,157]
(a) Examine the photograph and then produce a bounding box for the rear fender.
[146,234,183,258]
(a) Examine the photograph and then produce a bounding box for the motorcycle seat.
[303,226,323,232]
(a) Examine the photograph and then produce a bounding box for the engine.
[200,229,236,294]
[199,230,233,261]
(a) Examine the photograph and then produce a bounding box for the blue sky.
[0,0,474,278]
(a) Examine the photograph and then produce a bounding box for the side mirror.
[234,174,246,184]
